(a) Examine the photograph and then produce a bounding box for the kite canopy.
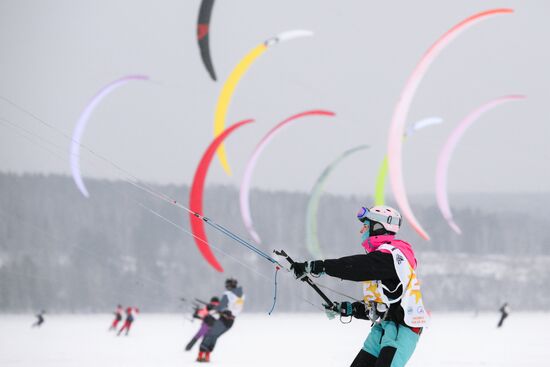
[239,110,335,245]
[189,119,254,273]
[306,145,368,258]
[264,30,315,47]
[375,117,443,206]
[406,117,444,137]
[213,29,314,176]
[387,8,514,240]
[435,95,525,234]
[70,75,149,198]
[197,0,217,81]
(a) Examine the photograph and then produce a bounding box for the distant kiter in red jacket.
[118,307,139,336]
[109,305,123,331]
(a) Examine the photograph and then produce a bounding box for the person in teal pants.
[362,321,420,366]
[292,205,429,366]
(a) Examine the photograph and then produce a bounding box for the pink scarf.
[361,234,417,269]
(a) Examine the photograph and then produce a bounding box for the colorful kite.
[189,119,255,272]
[197,0,217,81]
[387,8,514,240]
[70,75,149,198]
[435,95,524,234]
[239,110,335,244]
[375,117,443,206]
[214,30,314,176]
[306,145,369,258]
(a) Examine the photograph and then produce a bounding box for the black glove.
[333,301,369,319]
[291,260,325,280]
[325,301,360,320]
[339,301,354,317]
[350,301,369,320]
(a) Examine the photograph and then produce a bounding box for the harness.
[362,244,429,329]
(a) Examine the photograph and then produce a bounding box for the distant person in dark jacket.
[185,297,220,351]
[31,310,45,328]
[109,304,123,331]
[497,302,510,328]
[196,278,245,363]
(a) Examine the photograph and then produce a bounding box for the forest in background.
[1,173,549,313]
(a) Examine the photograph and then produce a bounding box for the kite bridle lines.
[195,213,281,266]
[1,96,353,313]
[192,212,340,313]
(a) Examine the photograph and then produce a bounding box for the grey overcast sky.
[0,0,548,197]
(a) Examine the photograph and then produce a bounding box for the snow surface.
[0,312,549,366]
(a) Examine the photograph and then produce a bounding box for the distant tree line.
[0,173,549,313]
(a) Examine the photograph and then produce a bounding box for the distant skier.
[196,278,245,363]
[117,306,139,336]
[31,310,45,328]
[109,304,123,331]
[497,302,510,328]
[185,297,220,351]
[292,205,429,367]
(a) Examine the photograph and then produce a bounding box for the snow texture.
[1,312,549,366]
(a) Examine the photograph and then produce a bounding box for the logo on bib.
[396,254,405,265]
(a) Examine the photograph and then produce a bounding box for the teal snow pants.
[362,321,420,367]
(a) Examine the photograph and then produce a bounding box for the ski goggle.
[357,207,370,223]
[357,206,402,226]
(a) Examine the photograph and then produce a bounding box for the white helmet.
[357,205,402,234]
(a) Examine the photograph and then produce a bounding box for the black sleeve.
[323,252,398,282]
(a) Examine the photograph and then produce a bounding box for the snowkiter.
[118,306,139,336]
[185,297,220,351]
[109,304,123,331]
[292,205,429,367]
[497,302,510,328]
[32,310,45,328]
[196,278,245,363]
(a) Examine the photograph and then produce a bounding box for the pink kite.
[239,110,335,244]
[435,95,525,234]
[387,8,514,240]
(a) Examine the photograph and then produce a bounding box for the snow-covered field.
[0,312,548,366]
